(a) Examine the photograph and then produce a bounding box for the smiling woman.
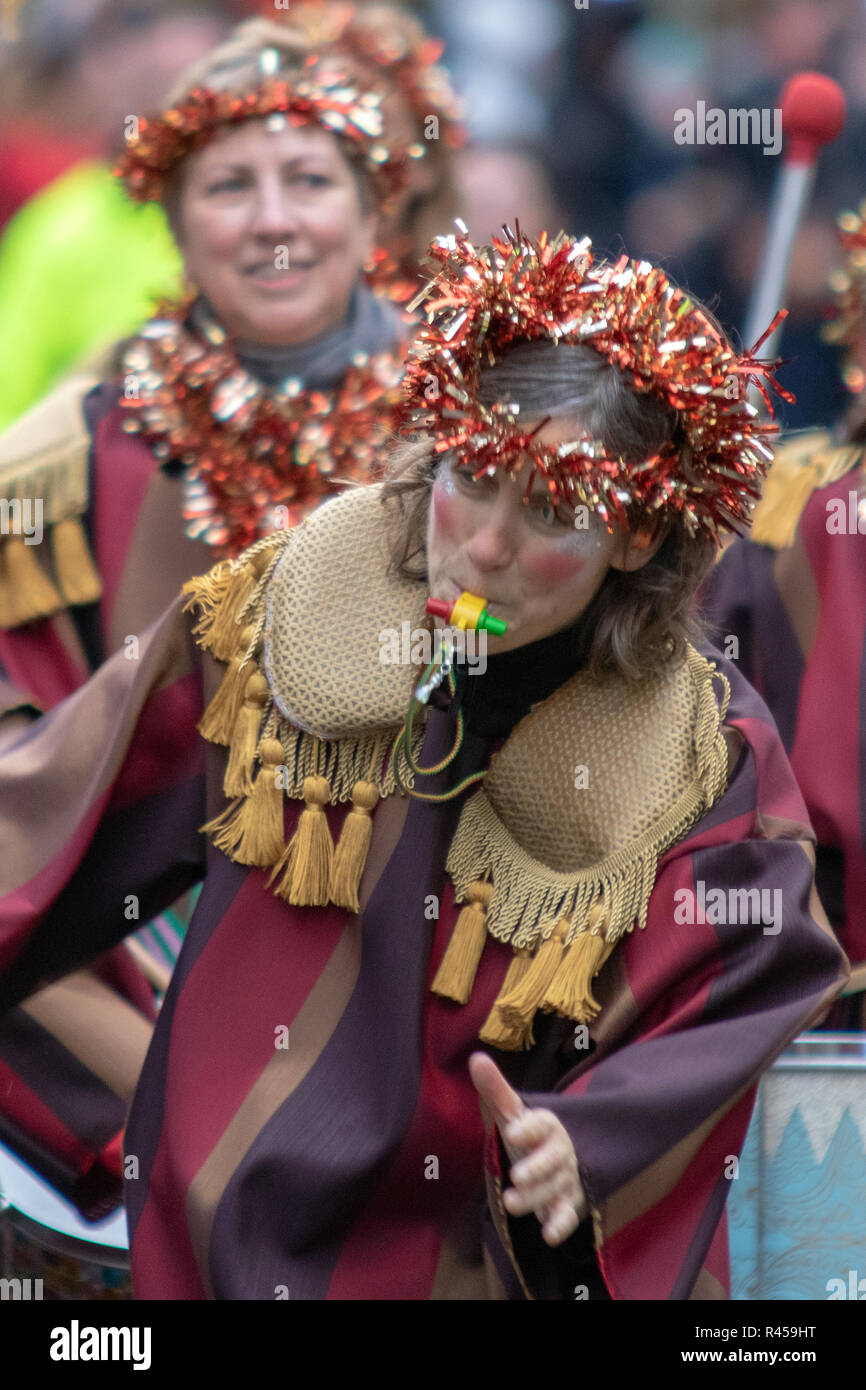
[0,11,459,1248]
[174,120,377,348]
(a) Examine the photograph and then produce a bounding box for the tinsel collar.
[400,226,792,541]
[118,298,409,555]
[115,54,408,208]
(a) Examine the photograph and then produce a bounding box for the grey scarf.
[193,286,409,391]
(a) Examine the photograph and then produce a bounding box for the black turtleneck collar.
[433,619,586,741]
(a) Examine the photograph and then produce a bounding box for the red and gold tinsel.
[399,225,793,541]
[115,55,407,208]
[118,300,409,556]
[274,2,465,152]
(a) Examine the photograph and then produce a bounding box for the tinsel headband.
[823,198,866,394]
[399,225,792,540]
[279,2,465,152]
[116,51,407,207]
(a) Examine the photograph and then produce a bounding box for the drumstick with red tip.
[743,72,846,372]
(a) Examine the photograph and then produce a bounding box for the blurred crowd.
[2,0,866,426]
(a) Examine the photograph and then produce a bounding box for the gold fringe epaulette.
[0,374,103,628]
[183,486,734,1052]
[436,646,731,1050]
[749,429,863,550]
[182,515,424,915]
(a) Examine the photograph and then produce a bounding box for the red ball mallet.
[742,73,847,370]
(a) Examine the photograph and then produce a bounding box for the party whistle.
[426,592,507,635]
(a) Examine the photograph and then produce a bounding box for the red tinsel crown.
[399,225,792,541]
[115,53,408,206]
[275,2,465,152]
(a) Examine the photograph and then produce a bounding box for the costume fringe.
[431,880,493,1004]
[328,779,380,912]
[1,537,64,622]
[749,432,860,550]
[269,774,334,906]
[201,739,286,867]
[222,671,271,798]
[50,517,102,606]
[182,533,288,662]
[478,948,533,1048]
[541,926,614,1023]
[197,627,257,747]
[483,922,569,1051]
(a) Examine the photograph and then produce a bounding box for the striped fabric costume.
[702,432,866,983]
[0,483,847,1299]
[0,294,409,1213]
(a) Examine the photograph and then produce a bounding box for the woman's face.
[425,419,659,654]
[176,120,377,346]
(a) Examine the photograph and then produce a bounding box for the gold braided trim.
[0,375,103,626]
[184,528,426,905]
[750,430,863,550]
[273,721,419,802]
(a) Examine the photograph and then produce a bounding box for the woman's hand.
[469,1051,587,1247]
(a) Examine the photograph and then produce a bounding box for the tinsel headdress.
[400,225,792,540]
[115,50,407,207]
[277,2,465,153]
[823,198,866,394]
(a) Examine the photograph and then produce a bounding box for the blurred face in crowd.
[176,120,377,346]
[425,418,663,654]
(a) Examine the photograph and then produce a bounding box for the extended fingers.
[540,1195,582,1247]
[504,1160,578,1217]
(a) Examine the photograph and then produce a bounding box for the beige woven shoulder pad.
[750,429,863,549]
[0,373,100,524]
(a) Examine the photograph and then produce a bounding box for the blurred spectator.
[0,1,229,427]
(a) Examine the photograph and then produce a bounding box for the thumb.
[469,1051,525,1130]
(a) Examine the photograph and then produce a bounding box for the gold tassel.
[328,779,379,912]
[482,921,569,1051]
[222,669,271,798]
[182,562,233,650]
[478,947,533,1047]
[197,628,257,747]
[2,536,64,623]
[206,550,272,662]
[541,926,614,1024]
[201,739,286,867]
[268,774,334,907]
[431,880,493,1004]
[50,517,102,606]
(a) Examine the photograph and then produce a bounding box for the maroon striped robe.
[0,587,847,1298]
[703,463,866,983]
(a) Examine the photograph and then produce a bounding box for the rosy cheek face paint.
[522,526,607,587]
[429,469,462,541]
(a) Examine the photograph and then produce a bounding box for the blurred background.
[2,0,866,429]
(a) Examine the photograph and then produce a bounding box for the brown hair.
[380,339,718,683]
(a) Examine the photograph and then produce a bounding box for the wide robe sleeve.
[0,594,207,1211]
[481,659,850,1301]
